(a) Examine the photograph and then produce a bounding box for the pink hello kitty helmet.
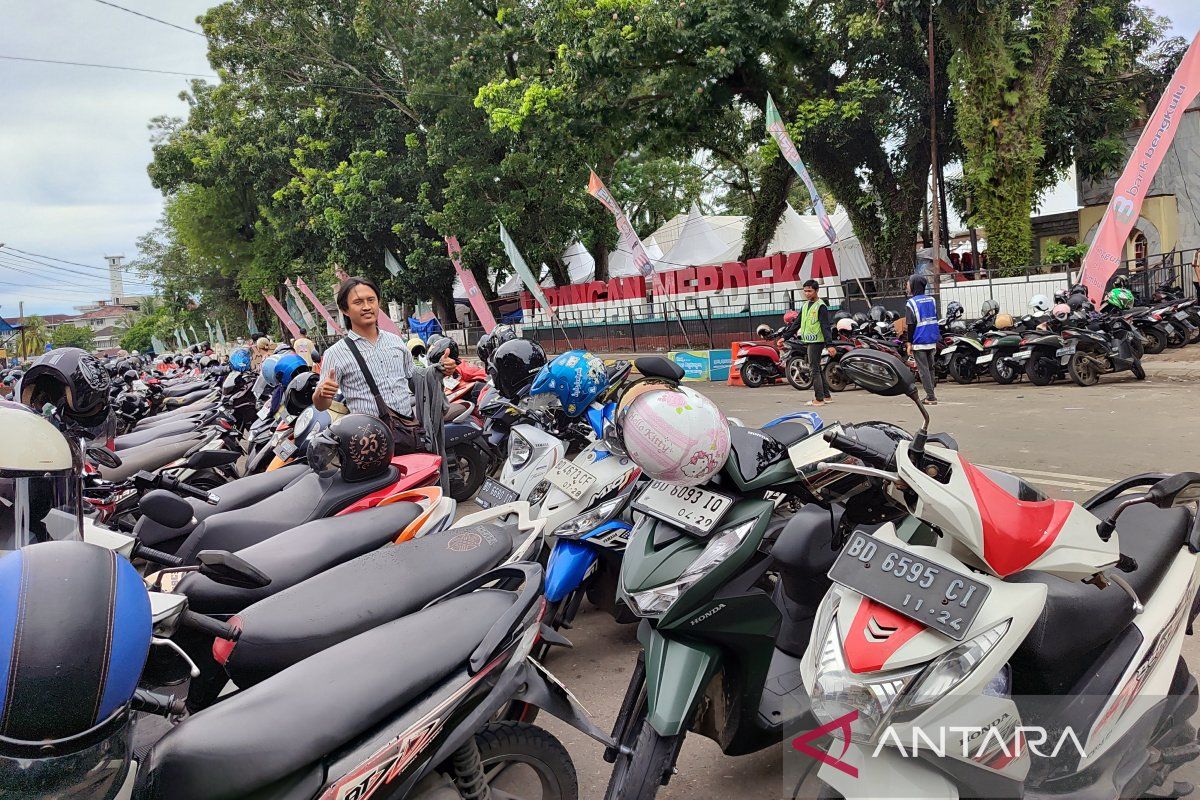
[617,386,730,486]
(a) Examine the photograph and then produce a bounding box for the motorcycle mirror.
[87,446,123,470]
[186,449,241,470]
[1145,472,1200,509]
[195,550,271,589]
[838,349,915,398]
[139,490,195,529]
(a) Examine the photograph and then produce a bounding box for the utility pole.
[18,301,26,360]
[927,0,941,300]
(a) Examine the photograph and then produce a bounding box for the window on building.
[1130,230,1148,269]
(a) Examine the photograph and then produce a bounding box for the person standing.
[798,279,836,407]
[905,274,940,405]
[292,328,315,366]
[314,276,424,453]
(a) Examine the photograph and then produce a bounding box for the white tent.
[653,203,729,271]
[607,235,664,279]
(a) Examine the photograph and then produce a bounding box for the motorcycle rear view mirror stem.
[1097,471,1200,542]
[839,348,930,455]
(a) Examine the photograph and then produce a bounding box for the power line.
[1,247,159,286]
[0,54,212,78]
[89,0,206,37]
[0,253,160,292]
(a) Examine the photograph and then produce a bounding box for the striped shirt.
[321,329,415,417]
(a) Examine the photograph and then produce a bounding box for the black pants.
[807,343,830,401]
[913,348,938,401]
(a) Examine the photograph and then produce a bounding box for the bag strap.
[343,336,391,419]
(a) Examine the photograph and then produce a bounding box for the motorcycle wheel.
[989,356,1019,385]
[1142,327,1167,355]
[785,355,813,391]
[740,361,766,389]
[1025,352,1058,386]
[1132,359,1147,380]
[604,718,684,800]
[1165,321,1188,349]
[949,351,977,385]
[823,361,849,392]
[1188,325,1200,345]
[1067,352,1100,387]
[1130,338,1145,360]
[475,722,578,800]
[448,443,488,501]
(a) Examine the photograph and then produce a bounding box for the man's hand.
[316,367,338,402]
[906,344,913,356]
[827,347,837,358]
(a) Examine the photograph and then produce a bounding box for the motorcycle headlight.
[893,620,1010,717]
[626,519,755,617]
[552,496,625,539]
[509,432,533,468]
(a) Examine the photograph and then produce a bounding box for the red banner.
[261,288,302,339]
[334,268,402,336]
[446,236,497,332]
[294,277,345,334]
[1080,32,1200,303]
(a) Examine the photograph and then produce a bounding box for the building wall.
[1079,194,1179,259]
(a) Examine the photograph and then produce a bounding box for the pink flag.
[1079,32,1200,304]
[446,236,497,333]
[334,268,403,336]
[295,276,345,334]
[261,288,303,339]
[587,170,655,278]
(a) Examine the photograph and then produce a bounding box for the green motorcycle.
[602,414,911,799]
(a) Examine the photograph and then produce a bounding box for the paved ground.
[524,374,1200,799]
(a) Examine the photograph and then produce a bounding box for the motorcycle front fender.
[739,344,781,362]
[545,539,598,603]
[817,740,957,800]
[638,622,721,737]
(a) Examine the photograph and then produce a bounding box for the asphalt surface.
[525,375,1200,799]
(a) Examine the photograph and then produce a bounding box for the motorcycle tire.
[823,361,849,392]
[604,718,684,800]
[989,356,1019,385]
[448,442,488,501]
[1130,338,1145,360]
[1188,324,1200,345]
[475,722,578,800]
[1164,321,1188,349]
[949,351,977,385]
[1142,327,1167,355]
[740,361,766,389]
[785,355,813,391]
[1025,352,1058,386]
[1067,352,1101,387]
[1132,359,1146,380]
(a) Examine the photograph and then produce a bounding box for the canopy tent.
[652,203,730,271]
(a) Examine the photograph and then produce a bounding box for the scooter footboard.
[640,626,721,737]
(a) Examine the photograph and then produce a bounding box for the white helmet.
[0,403,83,548]
[1029,294,1051,313]
[835,318,855,332]
[616,386,730,486]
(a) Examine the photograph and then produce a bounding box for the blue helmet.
[274,353,309,388]
[229,347,252,373]
[530,349,609,417]
[260,355,282,387]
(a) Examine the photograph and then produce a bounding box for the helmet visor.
[306,430,340,475]
[0,471,82,552]
[0,716,131,800]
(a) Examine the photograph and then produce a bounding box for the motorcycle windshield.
[0,469,83,551]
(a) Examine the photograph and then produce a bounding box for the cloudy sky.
[1,0,1197,317]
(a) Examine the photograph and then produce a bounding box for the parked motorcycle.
[737,324,805,389]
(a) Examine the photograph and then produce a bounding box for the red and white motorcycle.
[799,349,1200,799]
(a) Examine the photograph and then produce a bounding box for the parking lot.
[533,375,1200,798]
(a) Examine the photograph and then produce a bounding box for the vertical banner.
[189,325,202,347]
[295,277,344,334]
[150,335,168,354]
[446,236,498,333]
[765,93,838,246]
[586,170,655,278]
[261,288,303,339]
[204,320,215,345]
[333,268,403,336]
[1079,32,1200,304]
[245,303,261,337]
[215,319,227,346]
[383,249,403,277]
[285,279,319,330]
[499,221,555,318]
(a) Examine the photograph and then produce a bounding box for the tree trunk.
[545,254,570,287]
[593,238,610,284]
[432,293,454,325]
[739,156,796,261]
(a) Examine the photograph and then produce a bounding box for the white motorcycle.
[799,349,1200,799]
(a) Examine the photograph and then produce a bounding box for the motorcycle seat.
[161,382,206,398]
[134,405,214,430]
[173,467,402,563]
[222,521,517,687]
[725,423,814,485]
[179,501,424,615]
[134,589,517,800]
[135,464,310,549]
[164,389,211,408]
[114,420,199,449]
[1007,499,1189,695]
[98,432,208,483]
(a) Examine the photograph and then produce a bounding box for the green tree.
[16,316,48,358]
[50,324,95,351]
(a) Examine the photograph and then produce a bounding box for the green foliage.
[16,316,48,358]
[50,325,95,351]
[1045,239,1089,265]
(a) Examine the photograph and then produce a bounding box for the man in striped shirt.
[314,277,416,417]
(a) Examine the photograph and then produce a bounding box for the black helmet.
[1067,294,1087,311]
[981,299,1000,319]
[427,336,460,364]
[868,305,888,323]
[492,324,518,348]
[831,310,852,323]
[852,312,870,325]
[946,300,963,320]
[306,413,393,483]
[122,369,138,384]
[283,371,321,416]
[476,333,496,364]
[492,339,547,400]
[1068,283,1088,297]
[19,348,111,427]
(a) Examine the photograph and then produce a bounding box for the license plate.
[976,352,994,364]
[1011,351,1031,361]
[257,405,272,420]
[829,532,990,641]
[544,459,596,500]
[941,345,957,355]
[275,440,297,461]
[1175,311,1191,321]
[632,481,733,536]
[1056,345,1075,357]
[475,477,520,509]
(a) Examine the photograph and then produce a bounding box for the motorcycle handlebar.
[160,474,219,505]
[823,429,895,472]
[181,610,241,641]
[131,688,186,717]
